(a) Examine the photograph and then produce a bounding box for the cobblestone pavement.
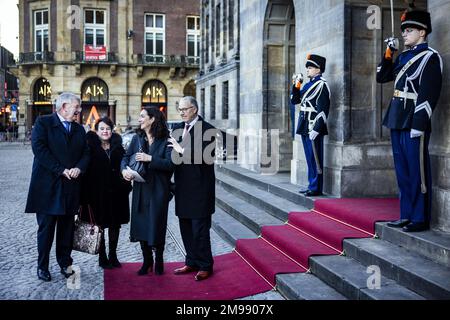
[0,142,284,300]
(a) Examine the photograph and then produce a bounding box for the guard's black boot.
[99,234,113,269]
[154,245,164,275]
[137,241,153,275]
[108,227,121,268]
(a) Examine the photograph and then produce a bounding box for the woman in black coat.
[81,117,132,269]
[121,108,174,275]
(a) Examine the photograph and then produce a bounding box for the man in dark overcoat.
[168,96,216,281]
[25,92,89,281]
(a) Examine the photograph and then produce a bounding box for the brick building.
[13,0,200,134]
[0,46,19,130]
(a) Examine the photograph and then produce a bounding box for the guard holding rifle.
[377,10,443,232]
[291,54,330,197]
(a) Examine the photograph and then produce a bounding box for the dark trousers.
[301,134,324,192]
[179,217,213,272]
[36,213,74,270]
[390,130,432,223]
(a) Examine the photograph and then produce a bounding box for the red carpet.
[313,198,400,234]
[235,198,399,286]
[104,252,272,300]
[104,198,399,299]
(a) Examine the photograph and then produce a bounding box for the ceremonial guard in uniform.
[377,10,443,232]
[291,54,330,197]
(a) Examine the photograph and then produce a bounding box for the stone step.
[215,185,284,235]
[309,255,425,300]
[212,207,349,300]
[218,164,450,271]
[343,237,450,300]
[217,164,316,209]
[216,171,309,221]
[212,207,257,247]
[376,222,450,268]
[276,273,347,300]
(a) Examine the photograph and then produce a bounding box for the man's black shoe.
[37,268,51,282]
[403,222,429,233]
[387,219,410,228]
[60,266,75,278]
[299,189,309,194]
[305,190,322,197]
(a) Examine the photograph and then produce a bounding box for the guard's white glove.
[384,37,399,51]
[309,130,319,141]
[292,73,304,88]
[410,129,424,138]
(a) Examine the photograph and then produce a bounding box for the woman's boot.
[137,241,153,275]
[108,227,121,268]
[154,245,164,275]
[99,233,113,269]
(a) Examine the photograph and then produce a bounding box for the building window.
[223,0,227,53]
[84,9,106,47]
[210,85,216,120]
[187,16,200,63]
[145,14,165,62]
[205,14,209,64]
[211,0,215,59]
[229,0,234,50]
[222,81,229,120]
[34,9,49,53]
[200,88,205,117]
[215,4,220,57]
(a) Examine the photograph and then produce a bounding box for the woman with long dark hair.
[81,117,131,269]
[121,108,174,275]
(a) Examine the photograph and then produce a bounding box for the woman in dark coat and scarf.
[81,117,132,269]
[121,108,174,275]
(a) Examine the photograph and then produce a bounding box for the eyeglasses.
[176,106,193,113]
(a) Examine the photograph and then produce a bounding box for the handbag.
[127,137,147,182]
[72,205,102,255]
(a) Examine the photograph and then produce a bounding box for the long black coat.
[25,113,90,215]
[121,134,174,246]
[171,116,216,219]
[81,131,131,228]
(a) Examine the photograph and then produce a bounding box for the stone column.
[428,0,450,232]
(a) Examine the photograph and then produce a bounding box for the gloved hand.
[292,73,304,89]
[410,129,424,138]
[384,37,399,51]
[309,130,319,141]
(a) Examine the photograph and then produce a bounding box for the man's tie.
[63,121,71,133]
[183,124,190,139]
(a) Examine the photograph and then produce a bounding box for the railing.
[18,52,54,64]
[74,51,118,63]
[138,54,199,67]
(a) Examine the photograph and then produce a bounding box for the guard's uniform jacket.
[377,43,443,132]
[290,75,330,136]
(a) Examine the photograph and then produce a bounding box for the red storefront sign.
[84,45,107,61]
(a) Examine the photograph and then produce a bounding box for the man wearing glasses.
[168,96,216,281]
[377,10,443,232]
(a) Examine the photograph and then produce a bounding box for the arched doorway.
[142,79,168,118]
[80,78,111,130]
[31,78,53,125]
[183,80,196,97]
[263,0,295,171]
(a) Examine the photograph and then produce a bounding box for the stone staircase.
[213,164,450,300]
